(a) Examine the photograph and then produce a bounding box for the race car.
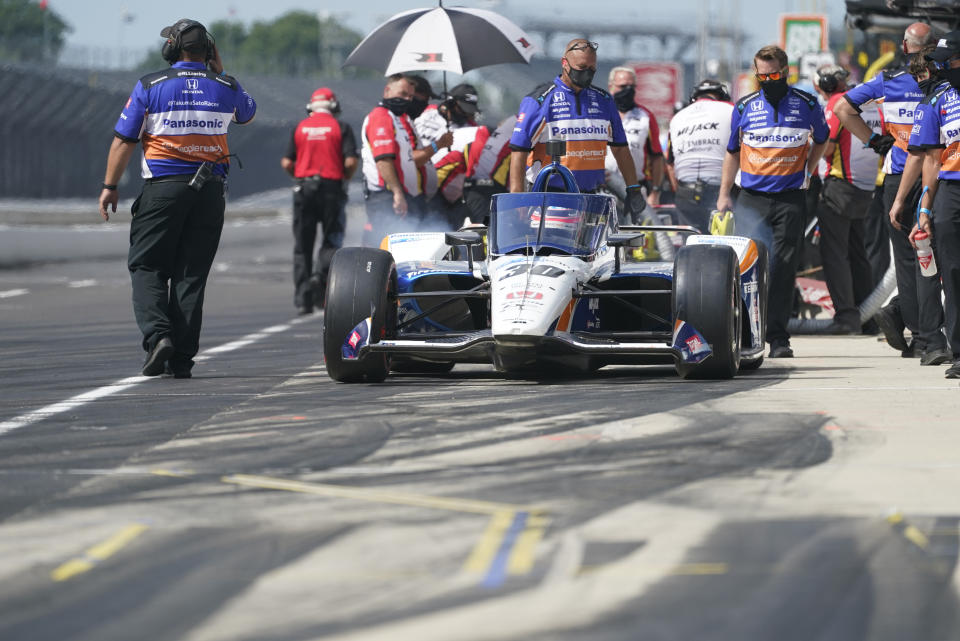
[323,158,767,382]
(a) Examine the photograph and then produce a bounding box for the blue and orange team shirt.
[843,68,926,176]
[114,61,256,178]
[509,76,627,191]
[908,81,960,182]
[825,92,883,191]
[728,87,828,192]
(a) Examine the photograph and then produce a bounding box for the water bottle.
[915,230,938,277]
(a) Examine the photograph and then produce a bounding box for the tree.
[136,11,364,76]
[0,0,71,62]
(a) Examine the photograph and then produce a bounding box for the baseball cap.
[926,31,960,63]
[311,87,335,103]
[448,83,479,114]
[160,19,208,49]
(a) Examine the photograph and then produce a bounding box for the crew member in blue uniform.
[908,32,960,377]
[717,45,829,358]
[98,19,256,378]
[508,38,647,219]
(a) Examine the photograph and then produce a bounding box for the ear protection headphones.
[816,64,848,94]
[306,92,340,115]
[690,79,730,103]
[161,20,214,64]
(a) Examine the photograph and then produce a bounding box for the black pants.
[675,182,721,233]
[883,172,945,350]
[932,180,960,357]
[817,178,874,328]
[128,177,225,370]
[863,183,890,289]
[736,188,805,345]
[463,183,506,226]
[362,190,426,247]
[293,177,345,308]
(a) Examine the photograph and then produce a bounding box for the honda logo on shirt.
[750,100,764,112]
[185,79,199,90]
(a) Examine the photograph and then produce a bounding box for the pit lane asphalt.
[2,216,960,641]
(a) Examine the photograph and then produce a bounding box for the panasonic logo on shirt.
[162,118,224,128]
[746,132,804,143]
[551,124,607,136]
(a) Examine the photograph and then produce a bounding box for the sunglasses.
[566,41,599,53]
[755,69,786,81]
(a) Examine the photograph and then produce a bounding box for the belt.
[145,173,224,184]
[297,175,342,183]
[678,180,720,189]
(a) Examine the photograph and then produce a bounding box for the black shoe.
[824,321,860,335]
[920,347,951,366]
[873,305,908,352]
[142,337,174,377]
[297,305,314,316]
[769,342,794,358]
[860,319,880,336]
[163,363,193,379]
[945,361,960,379]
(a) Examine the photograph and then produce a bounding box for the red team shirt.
[361,106,424,196]
[284,111,357,180]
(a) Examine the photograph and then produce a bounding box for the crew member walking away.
[605,66,665,217]
[281,87,358,315]
[508,39,647,220]
[717,45,829,358]
[98,19,256,378]
[666,79,733,232]
[836,22,945,359]
[907,32,960,377]
[360,74,449,246]
[813,64,879,335]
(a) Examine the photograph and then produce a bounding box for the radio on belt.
[188,161,214,191]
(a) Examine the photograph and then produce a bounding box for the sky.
[51,0,847,64]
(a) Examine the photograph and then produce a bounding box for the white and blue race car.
[323,160,767,382]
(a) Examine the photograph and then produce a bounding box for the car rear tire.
[673,244,741,379]
[323,247,396,383]
[739,241,768,371]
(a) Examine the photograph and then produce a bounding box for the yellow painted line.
[51,523,149,582]
[151,468,193,478]
[222,474,538,516]
[903,525,930,550]
[507,514,549,575]
[463,511,515,573]
[51,559,95,582]
[886,513,904,526]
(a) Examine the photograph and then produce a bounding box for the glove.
[625,184,647,223]
[709,210,735,236]
[867,133,895,156]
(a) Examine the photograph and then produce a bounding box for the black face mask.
[760,78,789,104]
[449,106,471,126]
[382,97,411,116]
[567,66,596,89]
[613,86,636,112]
[942,66,960,90]
[408,97,428,119]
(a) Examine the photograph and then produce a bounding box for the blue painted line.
[481,511,528,589]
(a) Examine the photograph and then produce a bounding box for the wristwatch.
[102,183,117,191]
[650,185,661,193]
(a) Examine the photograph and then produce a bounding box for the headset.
[816,64,849,94]
[161,20,215,65]
[690,79,730,103]
[306,94,340,115]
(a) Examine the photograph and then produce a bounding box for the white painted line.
[0,316,316,437]
[68,280,98,288]
[0,289,29,298]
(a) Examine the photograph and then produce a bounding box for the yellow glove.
[709,210,735,236]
